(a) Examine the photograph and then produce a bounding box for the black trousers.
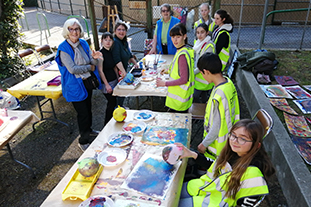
[162,44,168,54]
[72,88,93,144]
[104,93,117,125]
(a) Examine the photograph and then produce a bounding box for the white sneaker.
[78,143,90,151]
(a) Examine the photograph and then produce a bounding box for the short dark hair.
[101,32,113,40]
[196,23,209,33]
[197,52,222,74]
[169,23,187,37]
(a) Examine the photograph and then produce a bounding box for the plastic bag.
[0,90,20,109]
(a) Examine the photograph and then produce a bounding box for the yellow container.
[62,165,103,201]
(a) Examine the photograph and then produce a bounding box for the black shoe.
[90,130,100,136]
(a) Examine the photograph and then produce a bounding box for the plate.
[141,76,154,82]
[122,121,146,134]
[107,132,133,147]
[79,195,114,207]
[133,110,155,122]
[97,148,127,167]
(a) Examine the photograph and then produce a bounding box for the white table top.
[41,110,191,207]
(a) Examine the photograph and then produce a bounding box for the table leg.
[6,143,36,179]
[32,96,72,133]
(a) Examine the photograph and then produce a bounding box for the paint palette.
[79,195,114,207]
[133,110,155,122]
[107,132,134,147]
[97,148,127,167]
[122,121,146,134]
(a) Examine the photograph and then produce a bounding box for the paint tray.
[62,165,103,201]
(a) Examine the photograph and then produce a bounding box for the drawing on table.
[121,153,181,199]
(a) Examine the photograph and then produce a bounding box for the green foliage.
[0,0,25,79]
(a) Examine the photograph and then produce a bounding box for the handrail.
[68,15,90,37]
[259,8,309,48]
[36,12,51,45]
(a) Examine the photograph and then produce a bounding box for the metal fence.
[37,0,311,51]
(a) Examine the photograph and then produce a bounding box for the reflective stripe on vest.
[214,30,231,71]
[203,78,240,156]
[166,47,195,111]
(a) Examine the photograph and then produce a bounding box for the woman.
[112,21,138,106]
[193,23,215,103]
[56,18,102,151]
[98,32,118,126]
[149,3,180,55]
[156,23,194,113]
[177,119,275,207]
[193,3,215,44]
[212,9,234,71]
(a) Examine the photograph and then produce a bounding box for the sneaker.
[90,130,100,136]
[78,143,90,151]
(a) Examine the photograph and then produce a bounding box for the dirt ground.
[0,83,288,206]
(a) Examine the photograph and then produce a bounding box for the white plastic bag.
[186,9,195,32]
[0,90,20,109]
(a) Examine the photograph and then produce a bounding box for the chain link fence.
[37,0,311,51]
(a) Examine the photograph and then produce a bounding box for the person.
[149,3,180,55]
[211,9,234,71]
[156,23,194,113]
[98,32,118,125]
[111,21,138,106]
[177,119,276,207]
[193,3,215,44]
[55,18,102,151]
[197,53,240,162]
[192,23,215,103]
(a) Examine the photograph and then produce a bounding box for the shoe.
[78,143,90,151]
[90,130,100,136]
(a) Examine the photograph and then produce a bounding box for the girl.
[193,3,215,44]
[193,23,215,103]
[156,23,194,113]
[177,119,275,207]
[212,9,234,71]
[98,32,119,126]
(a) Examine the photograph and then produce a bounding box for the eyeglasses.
[116,28,126,32]
[229,133,253,145]
[103,39,113,42]
[161,10,170,13]
[68,28,80,33]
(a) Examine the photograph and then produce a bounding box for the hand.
[105,84,113,93]
[174,143,197,159]
[133,63,139,69]
[149,47,156,54]
[119,70,127,78]
[160,68,168,75]
[156,78,165,87]
[92,50,102,59]
[198,143,207,154]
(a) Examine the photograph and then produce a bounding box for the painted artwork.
[274,75,299,86]
[285,85,311,99]
[114,199,161,207]
[290,135,311,165]
[260,85,292,98]
[293,99,311,114]
[269,98,298,115]
[141,126,188,146]
[303,85,311,92]
[283,112,311,137]
[121,153,181,199]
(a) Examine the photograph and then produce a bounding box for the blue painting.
[121,153,181,199]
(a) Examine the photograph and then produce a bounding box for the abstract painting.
[274,75,299,86]
[260,85,292,98]
[114,199,160,207]
[269,98,298,115]
[303,85,311,92]
[141,126,188,146]
[290,135,311,165]
[293,99,311,114]
[121,153,181,199]
[285,85,311,99]
[283,112,311,137]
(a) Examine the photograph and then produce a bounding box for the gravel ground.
[0,82,288,206]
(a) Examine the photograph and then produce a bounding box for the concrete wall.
[233,45,311,207]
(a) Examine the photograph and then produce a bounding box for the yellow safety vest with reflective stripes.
[194,42,215,91]
[186,161,269,207]
[203,77,240,158]
[194,18,216,44]
[214,30,231,71]
[166,47,195,111]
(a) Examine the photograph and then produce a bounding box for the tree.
[0,0,24,79]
